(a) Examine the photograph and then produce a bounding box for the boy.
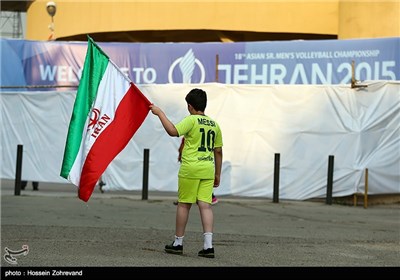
[149,88,223,258]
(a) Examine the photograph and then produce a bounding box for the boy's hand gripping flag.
[60,36,151,202]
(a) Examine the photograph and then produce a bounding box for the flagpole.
[87,36,134,84]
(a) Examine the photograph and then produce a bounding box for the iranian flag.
[60,37,151,202]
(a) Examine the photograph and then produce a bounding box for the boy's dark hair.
[185,88,207,112]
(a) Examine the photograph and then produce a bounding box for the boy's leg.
[198,201,215,258]
[175,177,198,236]
[197,179,215,256]
[175,203,191,237]
[198,201,213,234]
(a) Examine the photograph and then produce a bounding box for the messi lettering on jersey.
[198,118,216,127]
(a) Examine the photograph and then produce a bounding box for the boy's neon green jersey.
[175,114,223,179]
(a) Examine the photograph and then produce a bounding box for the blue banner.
[1,37,399,90]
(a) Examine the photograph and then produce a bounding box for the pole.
[215,54,219,82]
[364,168,368,209]
[273,153,280,203]
[14,144,23,196]
[326,155,334,205]
[142,149,149,200]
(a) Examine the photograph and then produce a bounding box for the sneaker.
[211,197,219,205]
[165,243,183,255]
[198,247,214,258]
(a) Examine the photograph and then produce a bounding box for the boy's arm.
[213,147,223,187]
[150,105,178,137]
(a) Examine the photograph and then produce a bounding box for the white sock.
[173,235,184,246]
[203,232,213,249]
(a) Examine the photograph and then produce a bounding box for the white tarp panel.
[1,81,399,200]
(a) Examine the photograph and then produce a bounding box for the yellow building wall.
[26,0,399,41]
[338,1,400,39]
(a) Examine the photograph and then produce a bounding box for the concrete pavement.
[1,179,399,273]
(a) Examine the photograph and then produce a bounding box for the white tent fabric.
[1,81,399,200]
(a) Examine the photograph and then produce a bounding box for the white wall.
[1,82,399,199]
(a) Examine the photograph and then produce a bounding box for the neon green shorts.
[178,177,214,204]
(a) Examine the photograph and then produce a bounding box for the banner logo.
[168,49,205,83]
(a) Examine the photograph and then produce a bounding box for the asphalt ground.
[1,179,399,277]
